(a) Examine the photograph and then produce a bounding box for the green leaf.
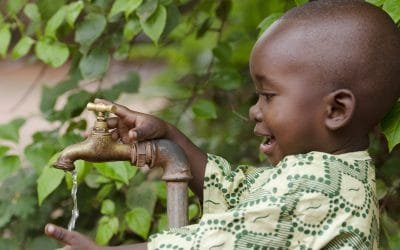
[188,203,199,220]
[157,213,168,232]
[35,38,70,67]
[37,0,65,21]
[0,145,10,157]
[137,0,158,21]
[210,68,242,90]
[45,6,66,38]
[109,0,143,20]
[0,24,11,57]
[381,102,400,151]
[140,4,166,45]
[40,75,80,118]
[295,0,308,6]
[96,216,119,245]
[79,47,110,79]
[0,155,21,182]
[24,141,59,172]
[37,153,65,206]
[123,18,142,41]
[366,0,385,6]
[101,199,115,215]
[101,72,140,100]
[66,1,84,27]
[96,183,114,202]
[24,3,42,22]
[192,99,217,119]
[94,162,130,184]
[75,14,107,51]
[126,182,157,212]
[257,13,283,36]
[383,0,400,23]
[12,36,35,59]
[58,90,92,120]
[0,118,26,143]
[125,207,151,239]
[7,0,26,15]
[212,42,231,62]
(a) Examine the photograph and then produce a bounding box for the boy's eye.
[260,93,275,102]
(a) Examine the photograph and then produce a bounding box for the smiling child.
[45,0,400,249]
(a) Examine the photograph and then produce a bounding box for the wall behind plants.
[0,0,399,249]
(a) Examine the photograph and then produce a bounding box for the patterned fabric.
[148,151,378,250]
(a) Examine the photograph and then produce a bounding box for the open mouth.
[260,135,276,155]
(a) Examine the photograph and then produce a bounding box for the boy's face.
[249,23,329,165]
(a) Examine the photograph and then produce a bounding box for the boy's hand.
[45,224,99,250]
[94,98,169,143]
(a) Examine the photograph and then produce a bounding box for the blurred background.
[0,0,399,249]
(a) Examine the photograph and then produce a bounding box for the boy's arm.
[96,99,207,200]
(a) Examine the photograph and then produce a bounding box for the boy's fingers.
[106,117,119,128]
[94,98,131,118]
[45,224,74,245]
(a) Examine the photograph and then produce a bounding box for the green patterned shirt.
[148,151,378,249]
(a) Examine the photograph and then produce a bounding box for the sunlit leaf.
[37,153,65,206]
[0,24,11,57]
[0,145,10,157]
[192,99,217,119]
[381,102,400,151]
[157,213,168,232]
[79,47,110,79]
[7,0,26,15]
[12,36,35,59]
[45,6,67,38]
[383,0,400,23]
[140,5,167,45]
[137,0,158,21]
[0,118,25,143]
[123,18,141,41]
[75,14,107,51]
[66,1,84,27]
[94,162,130,184]
[24,3,42,22]
[125,207,151,239]
[35,39,69,67]
[366,0,385,6]
[109,0,143,20]
[96,183,114,202]
[101,199,115,215]
[96,216,119,245]
[188,203,199,221]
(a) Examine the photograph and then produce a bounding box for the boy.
[45,0,400,249]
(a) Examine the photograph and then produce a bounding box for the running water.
[68,169,79,231]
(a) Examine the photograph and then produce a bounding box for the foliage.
[0,0,399,249]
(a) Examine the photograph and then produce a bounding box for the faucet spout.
[53,132,131,171]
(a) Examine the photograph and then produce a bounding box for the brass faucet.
[53,103,132,170]
[53,102,192,228]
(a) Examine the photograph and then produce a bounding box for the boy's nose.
[249,104,262,122]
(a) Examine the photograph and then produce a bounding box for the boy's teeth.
[264,135,272,144]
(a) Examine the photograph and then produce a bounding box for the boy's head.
[249,0,400,165]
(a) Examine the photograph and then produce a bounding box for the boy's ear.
[324,89,355,130]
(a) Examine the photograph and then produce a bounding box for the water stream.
[67,169,79,231]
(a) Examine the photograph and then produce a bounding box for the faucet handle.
[86,102,117,113]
